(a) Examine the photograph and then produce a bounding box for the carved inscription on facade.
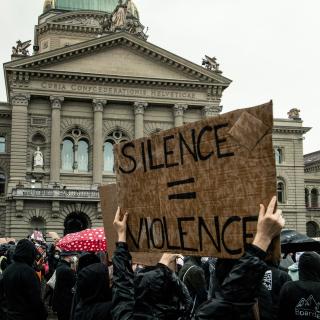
[38,81,203,101]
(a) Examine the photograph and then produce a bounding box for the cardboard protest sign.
[114,101,276,258]
[100,184,162,265]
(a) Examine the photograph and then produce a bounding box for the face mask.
[54,254,59,259]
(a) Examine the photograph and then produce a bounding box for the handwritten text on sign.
[114,102,276,258]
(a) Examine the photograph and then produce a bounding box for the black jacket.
[258,263,291,320]
[2,239,47,320]
[74,263,112,320]
[52,259,76,317]
[111,242,192,320]
[179,257,207,310]
[195,245,268,320]
[278,252,320,320]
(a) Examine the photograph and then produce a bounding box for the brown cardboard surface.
[114,102,277,258]
[99,184,162,265]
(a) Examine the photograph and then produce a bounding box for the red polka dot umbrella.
[57,227,107,252]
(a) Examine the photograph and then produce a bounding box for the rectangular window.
[275,147,284,165]
[0,137,6,153]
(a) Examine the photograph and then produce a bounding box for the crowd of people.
[0,196,319,320]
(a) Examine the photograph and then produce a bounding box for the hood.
[78,252,100,272]
[77,263,111,305]
[299,252,320,282]
[134,264,190,318]
[13,239,37,266]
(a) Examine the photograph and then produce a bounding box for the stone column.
[9,94,30,189]
[202,105,223,118]
[134,101,148,139]
[92,99,106,185]
[50,97,64,184]
[173,104,188,127]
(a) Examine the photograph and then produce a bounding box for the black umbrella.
[281,229,320,253]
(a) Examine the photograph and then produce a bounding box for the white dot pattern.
[57,227,107,252]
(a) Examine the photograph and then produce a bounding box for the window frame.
[277,179,286,204]
[103,130,129,174]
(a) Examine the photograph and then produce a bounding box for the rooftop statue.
[288,108,301,120]
[101,0,147,40]
[202,55,221,73]
[126,0,139,19]
[12,40,31,56]
[110,0,127,31]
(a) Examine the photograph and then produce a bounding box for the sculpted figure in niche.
[34,147,44,168]
[111,0,127,31]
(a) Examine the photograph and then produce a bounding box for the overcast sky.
[0,0,319,154]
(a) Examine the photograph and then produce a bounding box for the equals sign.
[167,177,196,200]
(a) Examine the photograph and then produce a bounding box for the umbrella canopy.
[57,227,107,252]
[281,229,320,253]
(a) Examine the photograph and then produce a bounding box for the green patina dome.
[44,0,119,13]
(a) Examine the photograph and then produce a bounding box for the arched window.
[104,141,114,172]
[62,139,74,171]
[0,137,6,153]
[305,188,310,208]
[275,147,283,164]
[0,172,6,196]
[61,128,90,172]
[306,221,319,238]
[104,130,129,173]
[78,140,89,172]
[277,181,285,204]
[311,189,319,208]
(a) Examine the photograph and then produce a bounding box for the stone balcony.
[11,188,100,202]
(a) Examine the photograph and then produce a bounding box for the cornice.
[4,32,231,86]
[273,126,311,134]
[305,161,320,173]
[6,68,228,92]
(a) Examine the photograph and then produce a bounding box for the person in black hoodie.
[111,208,193,320]
[74,263,112,320]
[2,239,47,320]
[278,251,320,320]
[52,252,76,320]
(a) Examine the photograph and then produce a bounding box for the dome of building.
[43,0,119,13]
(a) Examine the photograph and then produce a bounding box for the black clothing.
[195,245,268,320]
[2,239,47,320]
[69,252,101,320]
[278,252,320,320]
[74,263,112,320]
[111,242,192,320]
[179,257,207,310]
[0,273,7,320]
[258,264,291,320]
[52,259,76,320]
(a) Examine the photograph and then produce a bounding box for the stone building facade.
[0,1,230,239]
[0,0,317,239]
[304,151,320,237]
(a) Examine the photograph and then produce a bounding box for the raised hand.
[253,196,285,252]
[113,207,128,243]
